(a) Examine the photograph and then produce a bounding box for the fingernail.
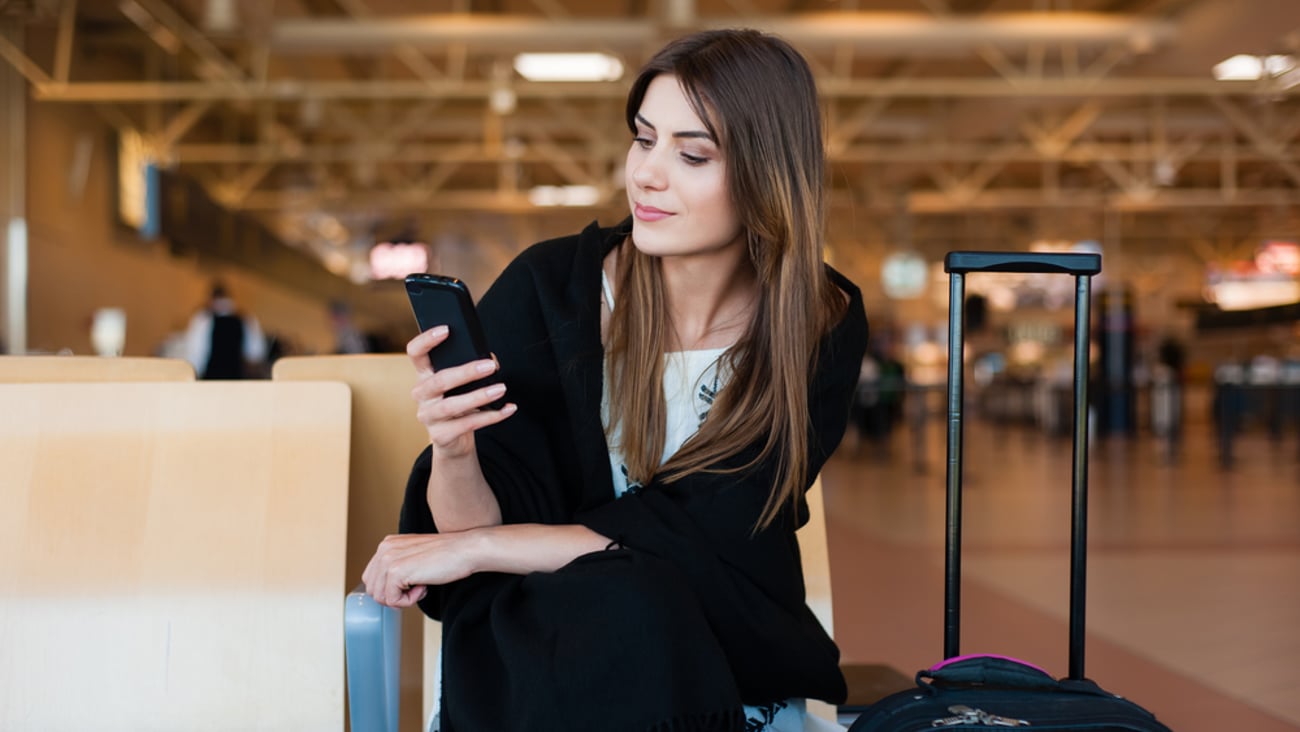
[501,403,518,415]
[431,325,448,336]
[486,384,506,397]
[475,360,496,374]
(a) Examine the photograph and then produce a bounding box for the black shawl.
[400,219,869,732]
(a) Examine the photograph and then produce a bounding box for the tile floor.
[821,386,1300,731]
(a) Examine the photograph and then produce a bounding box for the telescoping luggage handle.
[942,251,1101,682]
[945,251,1102,277]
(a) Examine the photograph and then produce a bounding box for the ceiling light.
[1264,55,1297,76]
[513,53,624,82]
[528,185,601,207]
[1212,54,1296,81]
[1213,55,1262,80]
[202,0,237,33]
[489,87,517,115]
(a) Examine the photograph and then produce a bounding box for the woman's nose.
[631,153,665,190]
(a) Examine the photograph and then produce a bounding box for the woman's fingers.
[389,584,428,608]
[406,326,450,376]
[403,334,511,454]
[407,357,514,449]
[364,535,418,606]
[424,402,518,449]
[410,358,499,402]
[363,535,469,607]
[415,379,507,419]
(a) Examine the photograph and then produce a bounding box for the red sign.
[369,242,429,280]
[1256,241,1300,276]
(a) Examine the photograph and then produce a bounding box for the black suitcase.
[847,252,1174,731]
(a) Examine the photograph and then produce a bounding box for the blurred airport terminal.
[0,1,1297,731]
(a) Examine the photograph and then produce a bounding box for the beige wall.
[24,98,348,358]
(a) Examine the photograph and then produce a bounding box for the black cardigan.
[400,219,868,732]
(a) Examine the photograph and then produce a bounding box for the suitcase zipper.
[931,705,1031,727]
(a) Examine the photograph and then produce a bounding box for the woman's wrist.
[462,524,611,576]
[426,452,503,531]
[460,525,496,576]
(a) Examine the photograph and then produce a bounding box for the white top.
[600,270,808,732]
[604,346,727,498]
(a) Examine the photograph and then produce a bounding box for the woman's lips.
[634,204,673,222]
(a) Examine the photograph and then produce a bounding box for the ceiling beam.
[234,188,562,213]
[906,188,1300,212]
[53,0,77,83]
[169,140,1300,165]
[267,13,1177,54]
[28,77,1299,103]
[122,0,247,83]
[1210,95,1300,187]
[226,185,1300,215]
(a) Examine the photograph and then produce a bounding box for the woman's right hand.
[407,326,517,459]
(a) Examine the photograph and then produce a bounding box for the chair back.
[799,477,839,725]
[800,477,835,637]
[272,354,432,728]
[0,354,195,381]
[0,381,350,731]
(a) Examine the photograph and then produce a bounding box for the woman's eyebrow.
[635,113,715,142]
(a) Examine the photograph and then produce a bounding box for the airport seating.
[0,354,195,381]
[271,354,433,730]
[0,380,351,731]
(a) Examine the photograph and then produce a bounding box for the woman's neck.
[660,250,757,352]
[602,238,759,352]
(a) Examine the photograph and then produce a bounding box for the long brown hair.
[605,29,844,530]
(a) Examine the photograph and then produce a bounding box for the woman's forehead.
[636,75,720,139]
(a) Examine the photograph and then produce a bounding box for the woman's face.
[625,75,745,261]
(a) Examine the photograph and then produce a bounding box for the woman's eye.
[633,136,654,149]
[681,153,708,165]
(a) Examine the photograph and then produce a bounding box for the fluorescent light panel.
[528,185,601,207]
[1213,54,1296,81]
[514,53,624,82]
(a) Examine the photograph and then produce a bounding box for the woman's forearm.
[468,523,613,575]
[363,522,614,606]
[426,450,503,532]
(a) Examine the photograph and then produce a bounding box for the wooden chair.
[802,478,840,726]
[0,354,195,381]
[272,354,432,731]
[0,380,351,731]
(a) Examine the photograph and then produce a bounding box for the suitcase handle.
[919,655,1060,692]
[945,251,1101,276]
[917,656,1122,701]
[943,251,1099,681]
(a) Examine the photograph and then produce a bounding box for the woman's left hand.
[362,532,479,608]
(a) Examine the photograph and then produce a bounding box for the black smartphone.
[404,273,505,410]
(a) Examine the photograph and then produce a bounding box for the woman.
[363,28,868,732]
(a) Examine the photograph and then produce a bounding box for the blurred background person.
[184,282,267,379]
[329,299,370,354]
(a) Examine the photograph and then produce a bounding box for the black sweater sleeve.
[399,230,601,619]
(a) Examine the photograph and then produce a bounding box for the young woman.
[363,29,868,732]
